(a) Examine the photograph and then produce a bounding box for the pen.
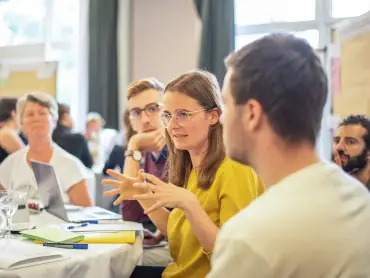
[66,223,89,230]
[82,220,123,224]
[43,243,88,250]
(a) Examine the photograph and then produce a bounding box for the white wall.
[131,0,201,84]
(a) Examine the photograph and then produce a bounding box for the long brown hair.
[165,70,225,190]
[123,109,136,146]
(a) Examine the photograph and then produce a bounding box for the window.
[0,0,46,46]
[51,0,79,42]
[235,29,319,50]
[0,0,86,129]
[234,0,370,160]
[235,0,315,25]
[331,0,370,18]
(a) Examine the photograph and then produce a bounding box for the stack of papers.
[0,240,68,270]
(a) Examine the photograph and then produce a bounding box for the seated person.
[333,115,370,190]
[102,110,135,175]
[0,92,93,207]
[105,71,264,277]
[0,97,25,163]
[52,103,93,168]
[103,78,172,266]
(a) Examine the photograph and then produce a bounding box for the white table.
[0,212,143,278]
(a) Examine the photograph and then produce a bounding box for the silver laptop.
[30,160,122,223]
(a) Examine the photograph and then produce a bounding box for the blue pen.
[66,223,89,230]
[43,243,88,250]
[86,220,99,224]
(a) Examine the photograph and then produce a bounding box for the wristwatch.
[124,150,142,162]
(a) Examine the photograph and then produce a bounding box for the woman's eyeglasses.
[128,103,162,120]
[159,108,214,128]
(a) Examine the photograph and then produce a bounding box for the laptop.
[30,160,122,223]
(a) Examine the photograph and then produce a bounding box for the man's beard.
[333,148,368,174]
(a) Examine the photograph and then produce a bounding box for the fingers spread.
[101,179,122,187]
[141,173,163,186]
[103,188,120,196]
[107,169,136,183]
[113,194,126,206]
[133,182,156,191]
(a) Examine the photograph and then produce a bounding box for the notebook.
[67,222,144,233]
[0,240,68,270]
[21,227,85,243]
[35,231,136,244]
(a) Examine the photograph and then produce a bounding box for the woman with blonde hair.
[0,92,93,207]
[105,70,264,277]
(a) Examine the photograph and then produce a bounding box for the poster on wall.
[0,61,57,98]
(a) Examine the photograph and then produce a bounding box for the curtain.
[88,0,119,129]
[194,0,235,87]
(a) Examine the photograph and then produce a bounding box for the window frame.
[235,0,356,50]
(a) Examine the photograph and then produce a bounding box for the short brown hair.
[226,33,328,145]
[126,78,164,100]
[57,103,70,125]
[164,70,225,190]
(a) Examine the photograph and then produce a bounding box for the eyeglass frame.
[159,106,217,128]
[128,102,163,120]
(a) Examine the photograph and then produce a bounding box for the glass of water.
[0,190,19,239]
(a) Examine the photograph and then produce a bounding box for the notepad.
[0,240,69,269]
[68,222,144,233]
[35,231,136,244]
[21,227,85,243]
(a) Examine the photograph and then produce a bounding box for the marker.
[66,223,88,230]
[43,243,88,250]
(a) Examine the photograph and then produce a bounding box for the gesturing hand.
[102,169,146,205]
[132,172,198,214]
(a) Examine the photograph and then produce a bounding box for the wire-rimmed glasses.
[159,108,212,128]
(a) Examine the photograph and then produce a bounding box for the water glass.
[0,190,19,239]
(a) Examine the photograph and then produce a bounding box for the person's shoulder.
[53,144,83,164]
[218,203,267,241]
[111,144,124,153]
[0,146,27,166]
[216,157,258,181]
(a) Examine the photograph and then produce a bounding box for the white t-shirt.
[208,161,370,278]
[0,144,88,203]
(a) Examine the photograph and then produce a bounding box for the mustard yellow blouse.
[163,157,264,278]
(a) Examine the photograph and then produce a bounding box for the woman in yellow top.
[103,70,264,278]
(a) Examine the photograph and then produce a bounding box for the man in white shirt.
[207,34,370,278]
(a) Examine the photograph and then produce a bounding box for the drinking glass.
[0,190,19,239]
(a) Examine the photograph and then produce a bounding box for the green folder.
[21,227,85,243]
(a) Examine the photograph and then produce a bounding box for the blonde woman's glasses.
[159,107,215,128]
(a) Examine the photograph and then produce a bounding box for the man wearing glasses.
[120,78,171,266]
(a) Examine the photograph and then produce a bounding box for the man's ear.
[242,99,263,132]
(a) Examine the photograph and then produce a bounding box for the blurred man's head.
[126,78,164,134]
[57,103,73,128]
[222,34,327,169]
[333,115,370,175]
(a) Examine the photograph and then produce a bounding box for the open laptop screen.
[30,160,69,221]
